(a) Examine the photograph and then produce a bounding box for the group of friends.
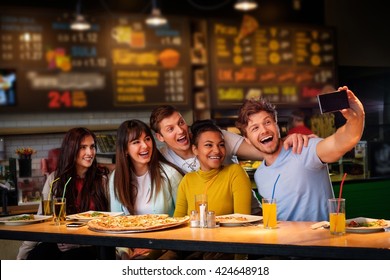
[17,86,365,260]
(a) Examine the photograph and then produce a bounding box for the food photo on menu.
[0,69,16,106]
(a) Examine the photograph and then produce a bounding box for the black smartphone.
[317,90,350,114]
[66,222,86,228]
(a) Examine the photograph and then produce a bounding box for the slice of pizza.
[237,15,259,42]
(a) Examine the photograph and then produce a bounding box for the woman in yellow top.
[174,119,252,217]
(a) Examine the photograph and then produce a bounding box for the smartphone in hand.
[317,90,350,114]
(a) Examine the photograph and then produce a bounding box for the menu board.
[209,15,336,108]
[0,10,191,113]
[110,16,190,107]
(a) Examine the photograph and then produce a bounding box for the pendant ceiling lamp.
[146,0,167,26]
[234,0,258,11]
[70,0,91,31]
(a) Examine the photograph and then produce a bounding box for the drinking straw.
[48,177,60,199]
[56,177,71,224]
[43,197,51,216]
[61,177,72,201]
[332,173,347,233]
[271,174,280,200]
[265,174,280,228]
[44,177,59,216]
[336,173,347,214]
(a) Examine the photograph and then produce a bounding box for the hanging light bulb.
[146,0,167,26]
[234,0,258,11]
[70,0,91,31]
[70,14,91,31]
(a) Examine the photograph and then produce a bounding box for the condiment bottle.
[207,211,216,228]
[190,210,199,228]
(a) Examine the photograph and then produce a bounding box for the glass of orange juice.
[262,198,277,229]
[328,198,346,235]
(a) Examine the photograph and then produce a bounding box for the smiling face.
[127,131,153,174]
[244,111,282,157]
[192,131,226,172]
[76,135,96,177]
[155,111,192,157]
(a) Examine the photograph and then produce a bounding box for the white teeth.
[260,136,272,142]
[177,135,186,142]
[209,156,221,159]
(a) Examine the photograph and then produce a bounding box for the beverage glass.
[40,192,53,216]
[195,194,208,228]
[262,198,277,229]
[328,198,346,235]
[53,197,66,226]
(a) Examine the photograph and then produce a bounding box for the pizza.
[87,214,189,232]
[216,216,248,223]
[76,211,110,219]
[236,15,259,42]
[8,214,35,221]
[347,219,388,228]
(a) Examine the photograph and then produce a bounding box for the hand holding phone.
[317,90,350,114]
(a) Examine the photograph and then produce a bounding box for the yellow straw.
[43,200,51,216]
[48,177,60,199]
[56,177,71,224]
[43,177,59,216]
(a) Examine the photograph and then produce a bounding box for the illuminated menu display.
[209,15,336,108]
[0,11,190,113]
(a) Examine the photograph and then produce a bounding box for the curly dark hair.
[190,119,223,147]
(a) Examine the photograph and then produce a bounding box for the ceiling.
[0,0,325,25]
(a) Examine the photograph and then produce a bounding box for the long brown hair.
[52,127,109,214]
[114,120,183,214]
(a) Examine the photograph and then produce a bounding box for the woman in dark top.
[17,127,112,260]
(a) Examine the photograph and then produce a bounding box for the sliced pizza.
[87,214,189,232]
[76,211,110,219]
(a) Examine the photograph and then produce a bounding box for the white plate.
[216,213,262,227]
[67,211,124,222]
[346,217,390,233]
[0,214,52,225]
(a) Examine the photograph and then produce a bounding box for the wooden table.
[1,220,390,259]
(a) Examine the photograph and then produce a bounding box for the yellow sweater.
[173,164,252,217]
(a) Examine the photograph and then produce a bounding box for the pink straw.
[337,173,347,214]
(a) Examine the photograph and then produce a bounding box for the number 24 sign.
[48,91,87,109]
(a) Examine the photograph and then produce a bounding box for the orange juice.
[262,201,277,229]
[329,212,346,235]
